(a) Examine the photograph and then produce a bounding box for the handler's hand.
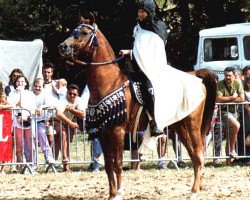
[119,49,131,56]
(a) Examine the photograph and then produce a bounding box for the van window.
[203,38,238,61]
[243,36,250,60]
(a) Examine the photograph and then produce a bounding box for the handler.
[119,0,205,136]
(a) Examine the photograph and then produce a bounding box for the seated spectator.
[8,75,37,173]
[5,69,25,96]
[214,67,244,164]
[54,84,85,172]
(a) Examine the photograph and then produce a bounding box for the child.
[52,78,67,100]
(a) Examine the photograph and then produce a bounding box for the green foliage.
[0,0,248,77]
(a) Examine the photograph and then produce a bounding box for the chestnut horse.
[59,17,217,200]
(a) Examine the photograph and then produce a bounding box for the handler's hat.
[138,0,156,14]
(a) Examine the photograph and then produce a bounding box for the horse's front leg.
[99,133,117,200]
[113,127,126,198]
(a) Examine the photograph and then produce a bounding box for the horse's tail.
[195,69,217,138]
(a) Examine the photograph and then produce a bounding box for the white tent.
[0,39,43,89]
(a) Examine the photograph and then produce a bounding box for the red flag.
[0,110,12,162]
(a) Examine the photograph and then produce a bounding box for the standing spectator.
[158,127,186,169]
[243,65,250,79]
[80,85,104,172]
[33,78,55,164]
[214,67,244,164]
[235,68,244,82]
[0,82,5,93]
[124,131,145,171]
[42,63,58,103]
[8,75,37,172]
[54,84,85,172]
[5,69,25,96]
[236,76,250,162]
[0,92,13,174]
[42,63,58,146]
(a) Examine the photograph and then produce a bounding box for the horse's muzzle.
[59,42,71,57]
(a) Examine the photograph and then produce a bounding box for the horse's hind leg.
[173,112,205,193]
[99,133,117,200]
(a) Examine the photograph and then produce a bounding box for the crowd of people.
[0,67,250,174]
[0,63,101,174]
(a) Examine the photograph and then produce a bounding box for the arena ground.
[0,162,249,200]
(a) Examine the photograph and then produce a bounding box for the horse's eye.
[81,31,88,36]
[71,29,80,39]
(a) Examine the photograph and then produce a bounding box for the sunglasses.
[68,92,78,96]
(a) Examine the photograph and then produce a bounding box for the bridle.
[67,22,124,66]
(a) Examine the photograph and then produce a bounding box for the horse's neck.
[87,33,127,103]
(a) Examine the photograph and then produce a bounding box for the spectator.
[124,131,145,170]
[235,67,244,82]
[158,127,186,169]
[243,65,250,79]
[0,92,13,174]
[0,82,4,93]
[214,67,244,164]
[89,138,104,172]
[42,63,58,103]
[54,84,85,172]
[33,78,55,164]
[0,92,13,110]
[236,76,250,163]
[42,63,59,146]
[52,78,68,100]
[80,85,104,172]
[5,69,25,96]
[8,75,37,173]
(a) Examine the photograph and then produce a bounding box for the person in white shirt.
[8,75,36,170]
[33,78,55,164]
[54,84,85,172]
[42,63,59,105]
[52,78,68,100]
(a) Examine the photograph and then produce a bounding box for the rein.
[66,55,125,66]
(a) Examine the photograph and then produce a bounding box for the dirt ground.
[0,164,249,200]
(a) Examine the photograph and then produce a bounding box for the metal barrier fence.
[0,102,249,174]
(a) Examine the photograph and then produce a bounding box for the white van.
[194,23,250,79]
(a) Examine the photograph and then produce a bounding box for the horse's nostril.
[59,43,68,50]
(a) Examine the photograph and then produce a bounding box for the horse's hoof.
[188,192,198,200]
[139,154,147,162]
[113,195,122,200]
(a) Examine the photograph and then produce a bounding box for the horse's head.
[59,14,98,63]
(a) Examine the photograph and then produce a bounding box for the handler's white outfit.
[132,25,205,130]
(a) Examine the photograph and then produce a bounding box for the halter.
[69,22,124,66]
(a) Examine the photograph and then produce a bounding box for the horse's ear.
[89,12,95,25]
[79,16,90,24]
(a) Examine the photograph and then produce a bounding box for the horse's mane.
[96,28,136,78]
